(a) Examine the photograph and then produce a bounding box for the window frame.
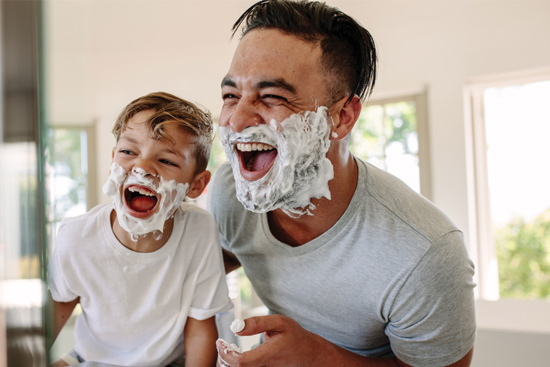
[362,89,432,201]
[47,123,97,251]
[464,68,550,333]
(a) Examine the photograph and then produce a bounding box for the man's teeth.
[237,143,275,152]
[128,187,155,196]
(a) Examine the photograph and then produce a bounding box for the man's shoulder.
[207,163,240,213]
[210,162,236,193]
[358,159,460,242]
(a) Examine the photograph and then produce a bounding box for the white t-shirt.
[49,203,233,366]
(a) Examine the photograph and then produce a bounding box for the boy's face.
[109,109,204,223]
[114,109,198,185]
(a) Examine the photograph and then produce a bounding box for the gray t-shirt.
[207,159,476,367]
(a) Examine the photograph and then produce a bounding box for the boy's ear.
[186,170,212,199]
[330,95,362,141]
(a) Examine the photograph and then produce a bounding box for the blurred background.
[1,0,550,366]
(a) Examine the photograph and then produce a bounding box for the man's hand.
[215,314,473,367]
[216,314,328,367]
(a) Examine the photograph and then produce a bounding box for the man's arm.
[216,315,474,367]
[223,249,241,274]
[396,348,473,367]
[184,316,218,367]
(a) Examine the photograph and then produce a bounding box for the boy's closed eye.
[159,159,179,167]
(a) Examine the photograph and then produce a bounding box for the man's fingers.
[236,314,291,336]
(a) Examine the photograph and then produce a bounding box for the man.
[207,1,476,366]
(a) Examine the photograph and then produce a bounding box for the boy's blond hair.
[113,92,214,174]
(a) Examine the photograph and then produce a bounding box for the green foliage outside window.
[495,208,550,300]
[350,101,417,170]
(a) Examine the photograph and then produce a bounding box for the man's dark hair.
[232,0,377,103]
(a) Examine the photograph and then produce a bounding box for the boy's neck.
[110,210,174,253]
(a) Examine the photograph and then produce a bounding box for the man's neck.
[267,153,358,247]
[110,210,174,253]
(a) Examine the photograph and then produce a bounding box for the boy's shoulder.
[179,202,215,222]
[60,203,109,224]
[57,203,111,237]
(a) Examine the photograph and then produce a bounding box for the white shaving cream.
[220,106,334,217]
[230,319,245,334]
[217,338,242,367]
[217,338,242,355]
[102,162,189,241]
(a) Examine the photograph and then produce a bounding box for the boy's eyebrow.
[159,147,181,157]
[118,135,138,144]
[221,77,296,95]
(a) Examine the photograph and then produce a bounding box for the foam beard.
[219,106,334,217]
[102,162,189,241]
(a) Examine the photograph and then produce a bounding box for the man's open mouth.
[236,142,277,179]
[123,185,159,217]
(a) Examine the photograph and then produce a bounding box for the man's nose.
[225,98,263,133]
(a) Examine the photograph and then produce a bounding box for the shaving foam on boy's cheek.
[220,106,334,217]
[102,162,189,240]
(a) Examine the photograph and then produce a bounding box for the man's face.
[219,29,336,216]
[103,109,198,237]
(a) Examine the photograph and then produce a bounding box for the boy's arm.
[184,316,218,367]
[49,294,80,345]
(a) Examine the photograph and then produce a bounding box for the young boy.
[48,92,233,367]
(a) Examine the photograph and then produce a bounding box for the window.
[466,70,550,333]
[47,125,96,245]
[350,92,432,199]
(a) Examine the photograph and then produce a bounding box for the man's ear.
[330,95,362,141]
[186,170,212,199]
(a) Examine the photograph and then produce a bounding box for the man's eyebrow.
[257,79,296,94]
[221,77,296,95]
[221,77,236,88]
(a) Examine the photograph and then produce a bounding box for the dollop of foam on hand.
[230,319,245,334]
[217,338,242,355]
[102,162,189,240]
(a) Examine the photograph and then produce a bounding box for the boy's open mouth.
[123,185,159,217]
[237,142,277,180]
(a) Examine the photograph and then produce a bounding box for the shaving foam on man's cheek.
[102,162,189,241]
[220,106,334,217]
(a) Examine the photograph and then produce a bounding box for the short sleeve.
[385,231,476,367]
[48,222,79,302]
[187,215,233,320]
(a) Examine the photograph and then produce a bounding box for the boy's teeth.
[128,187,154,196]
[237,143,275,152]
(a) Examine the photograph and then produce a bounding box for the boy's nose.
[132,160,157,177]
